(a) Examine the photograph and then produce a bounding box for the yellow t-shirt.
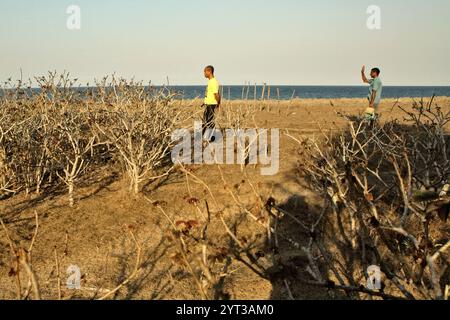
[204,78,220,105]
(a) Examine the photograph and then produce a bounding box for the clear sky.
[1,0,449,85]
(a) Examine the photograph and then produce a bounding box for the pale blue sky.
[1,0,449,85]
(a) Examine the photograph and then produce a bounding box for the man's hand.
[214,93,221,107]
[361,65,369,83]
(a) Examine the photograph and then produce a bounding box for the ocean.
[168,85,450,100]
[2,85,449,101]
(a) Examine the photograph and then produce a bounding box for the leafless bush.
[0,72,186,202]
[1,211,41,300]
[293,98,449,299]
[147,164,272,300]
[49,106,100,207]
[0,111,18,196]
[94,78,186,194]
[217,102,253,130]
[16,113,51,195]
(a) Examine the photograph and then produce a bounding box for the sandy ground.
[1,97,449,300]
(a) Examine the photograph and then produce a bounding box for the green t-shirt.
[368,77,383,105]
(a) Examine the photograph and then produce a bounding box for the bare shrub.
[50,106,99,207]
[0,212,41,300]
[0,72,185,202]
[149,165,272,300]
[0,111,18,197]
[294,99,449,299]
[94,79,186,194]
[16,113,52,195]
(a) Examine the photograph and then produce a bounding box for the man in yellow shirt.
[203,65,221,142]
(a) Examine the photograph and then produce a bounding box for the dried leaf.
[365,193,374,202]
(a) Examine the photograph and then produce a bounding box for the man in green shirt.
[361,66,383,120]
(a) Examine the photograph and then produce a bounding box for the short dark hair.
[205,65,215,74]
[371,68,381,76]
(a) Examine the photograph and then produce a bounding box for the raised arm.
[361,65,369,84]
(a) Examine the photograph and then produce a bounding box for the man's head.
[204,65,215,79]
[370,68,381,78]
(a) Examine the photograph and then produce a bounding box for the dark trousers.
[202,104,218,139]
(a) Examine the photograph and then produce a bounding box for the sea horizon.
[143,85,450,100]
[3,85,449,101]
